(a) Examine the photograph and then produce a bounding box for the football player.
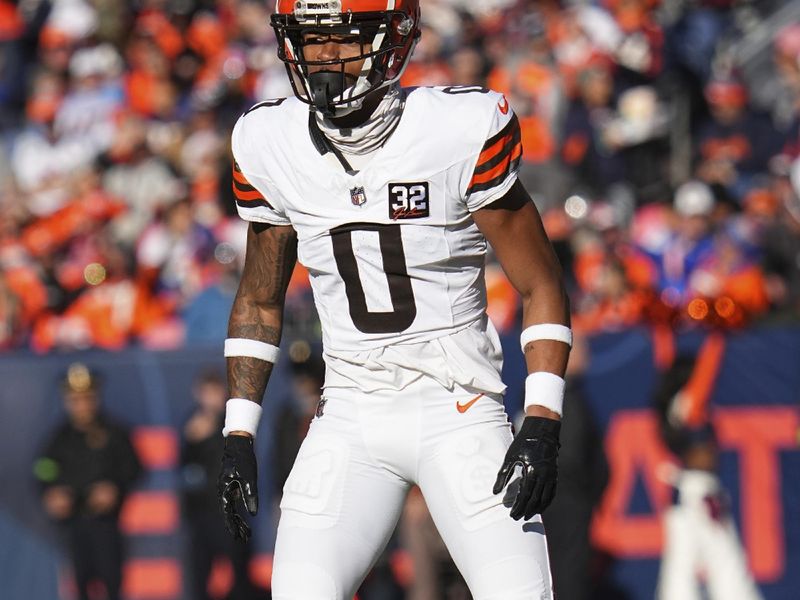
[218,1,571,598]
[654,338,762,600]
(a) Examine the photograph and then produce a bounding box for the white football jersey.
[231,85,522,361]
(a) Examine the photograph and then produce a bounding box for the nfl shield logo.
[350,186,367,206]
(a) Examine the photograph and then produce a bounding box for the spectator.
[136,197,215,302]
[694,76,782,202]
[643,180,717,309]
[32,363,141,600]
[56,43,125,156]
[684,217,770,327]
[400,25,452,87]
[181,226,244,343]
[0,269,23,348]
[770,23,800,132]
[102,112,184,248]
[0,0,797,351]
[11,70,94,217]
[0,0,28,129]
[760,158,800,316]
[607,0,664,83]
[561,58,628,195]
[488,9,569,205]
[571,200,655,333]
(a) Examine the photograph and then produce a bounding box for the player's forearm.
[473,181,571,365]
[520,277,571,378]
[226,298,283,404]
[520,282,570,420]
[225,222,297,407]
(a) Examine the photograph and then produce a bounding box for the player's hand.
[218,434,258,541]
[493,416,560,521]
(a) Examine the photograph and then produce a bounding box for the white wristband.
[520,324,572,352]
[224,338,280,363]
[524,372,566,416]
[222,398,263,437]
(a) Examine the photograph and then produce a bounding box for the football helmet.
[270,0,420,116]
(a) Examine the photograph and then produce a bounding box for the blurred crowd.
[1,0,800,352]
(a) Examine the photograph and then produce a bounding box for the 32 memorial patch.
[388,182,429,220]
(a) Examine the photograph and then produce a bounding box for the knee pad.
[271,561,338,600]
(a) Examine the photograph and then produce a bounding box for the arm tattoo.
[227,223,297,403]
[227,356,275,404]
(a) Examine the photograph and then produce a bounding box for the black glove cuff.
[518,416,561,444]
[224,434,254,456]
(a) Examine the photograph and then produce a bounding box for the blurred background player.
[32,363,141,600]
[653,335,762,600]
[540,335,609,600]
[181,369,259,600]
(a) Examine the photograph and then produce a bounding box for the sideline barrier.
[0,327,797,598]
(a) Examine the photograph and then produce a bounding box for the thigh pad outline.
[280,433,349,529]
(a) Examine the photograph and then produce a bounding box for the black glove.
[218,435,258,541]
[493,416,560,521]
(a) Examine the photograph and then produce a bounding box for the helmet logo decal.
[293,0,343,24]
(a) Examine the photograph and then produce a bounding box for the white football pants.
[657,470,762,600]
[271,376,553,600]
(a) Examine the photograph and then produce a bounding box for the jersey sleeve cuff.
[465,171,519,213]
[235,206,292,226]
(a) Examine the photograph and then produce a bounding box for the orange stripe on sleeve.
[474,114,520,166]
[233,185,267,202]
[232,168,250,185]
[477,133,514,166]
[469,141,522,186]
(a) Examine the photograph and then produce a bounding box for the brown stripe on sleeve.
[468,115,523,195]
[231,161,274,209]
